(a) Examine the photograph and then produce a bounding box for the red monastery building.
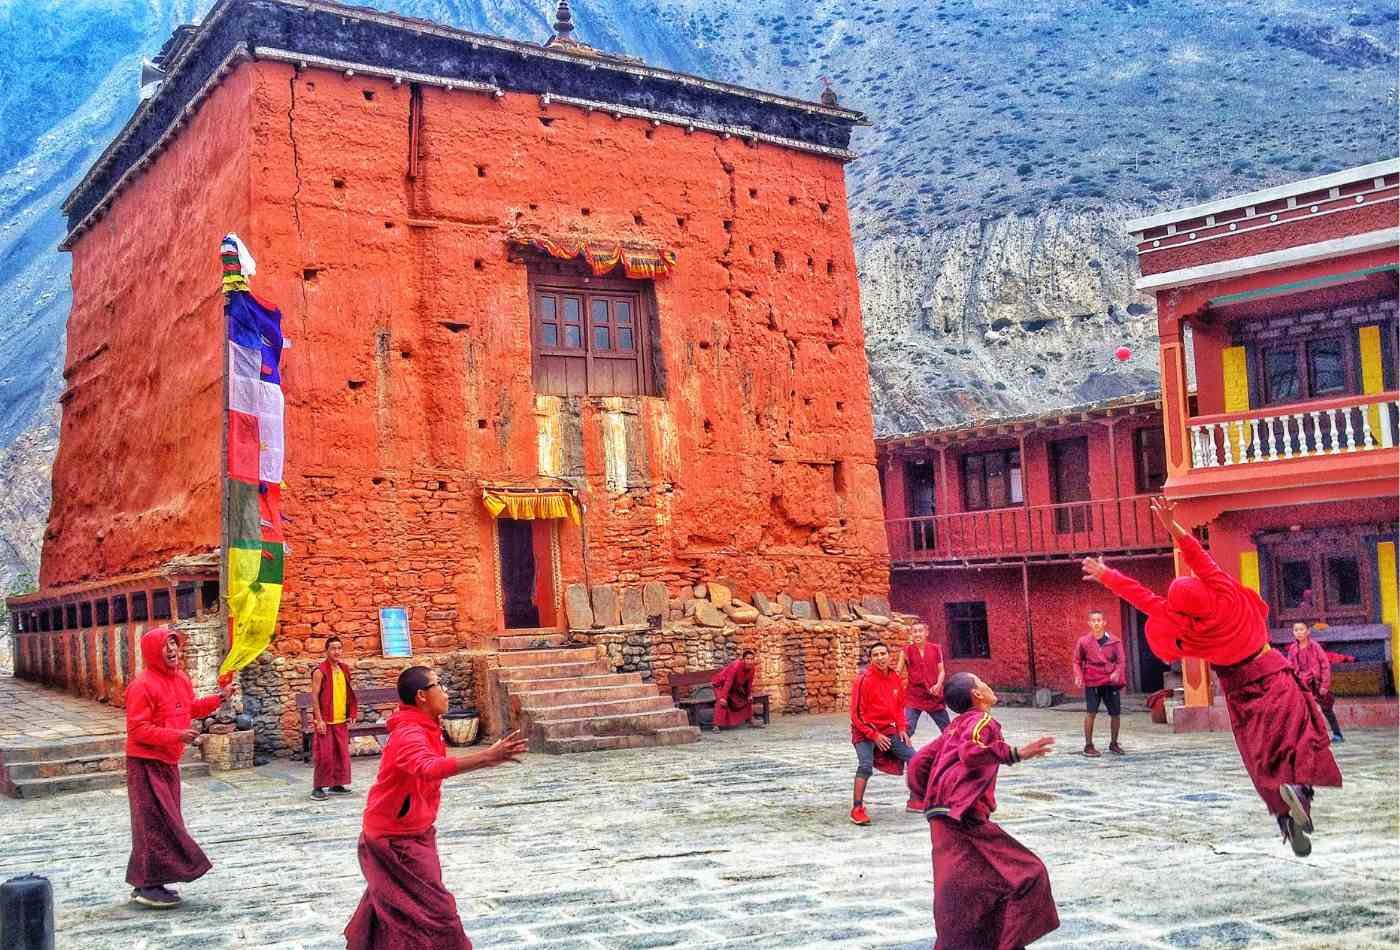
[1128,158,1399,729]
[878,393,1177,697]
[7,0,908,756]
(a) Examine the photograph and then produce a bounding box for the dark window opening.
[947,601,990,659]
[152,589,172,620]
[50,606,63,630]
[65,604,78,629]
[1258,334,1355,406]
[39,610,51,632]
[962,449,1022,511]
[176,584,197,619]
[201,580,220,612]
[1326,557,1362,606]
[95,599,110,626]
[80,602,93,628]
[1133,426,1167,493]
[112,596,128,624]
[1261,529,1375,626]
[904,459,936,551]
[131,593,149,622]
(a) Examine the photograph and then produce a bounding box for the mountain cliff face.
[0,0,1395,593]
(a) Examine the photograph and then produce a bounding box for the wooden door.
[1050,437,1091,534]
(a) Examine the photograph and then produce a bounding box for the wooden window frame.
[960,448,1023,512]
[528,265,654,397]
[1259,532,1374,626]
[946,601,991,659]
[1254,333,1356,407]
[1132,425,1167,494]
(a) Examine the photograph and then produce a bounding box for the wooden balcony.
[888,496,1173,568]
[1188,391,1399,469]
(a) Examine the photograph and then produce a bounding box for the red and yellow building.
[1128,158,1399,728]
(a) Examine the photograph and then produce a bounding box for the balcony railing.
[1188,392,1399,469]
[888,495,1171,564]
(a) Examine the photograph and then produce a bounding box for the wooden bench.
[669,669,770,728]
[1267,624,1393,696]
[295,686,400,764]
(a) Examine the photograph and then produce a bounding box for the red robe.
[907,709,1059,950]
[711,659,755,728]
[346,706,472,950]
[902,642,946,712]
[125,627,221,888]
[1285,639,1332,695]
[313,658,359,788]
[1100,535,1341,815]
[850,665,907,775]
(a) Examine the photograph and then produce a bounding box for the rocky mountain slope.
[0,0,1395,592]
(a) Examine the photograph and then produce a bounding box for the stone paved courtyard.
[1,702,1397,949]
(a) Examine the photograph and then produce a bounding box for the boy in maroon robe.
[710,650,760,730]
[1082,497,1342,856]
[125,627,234,908]
[311,635,359,799]
[345,666,528,949]
[1287,621,1344,743]
[1071,609,1126,756]
[849,642,915,825]
[897,623,949,737]
[908,672,1058,950]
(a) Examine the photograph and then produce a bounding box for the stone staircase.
[495,633,700,754]
[0,735,210,799]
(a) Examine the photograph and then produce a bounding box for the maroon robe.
[711,659,755,728]
[125,757,212,888]
[902,641,946,712]
[345,827,471,950]
[909,709,1058,950]
[313,659,358,788]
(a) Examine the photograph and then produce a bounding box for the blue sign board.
[379,607,412,658]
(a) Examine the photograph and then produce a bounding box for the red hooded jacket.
[1099,533,1268,666]
[362,705,469,839]
[125,628,223,764]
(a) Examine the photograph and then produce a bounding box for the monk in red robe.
[125,627,233,908]
[710,650,759,730]
[345,666,527,950]
[1287,621,1344,743]
[908,672,1057,950]
[896,623,949,737]
[849,642,916,825]
[311,635,359,800]
[1082,497,1342,856]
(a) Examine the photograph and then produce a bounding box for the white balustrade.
[1187,397,1400,468]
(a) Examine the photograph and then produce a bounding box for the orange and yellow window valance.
[482,488,581,524]
[513,236,677,279]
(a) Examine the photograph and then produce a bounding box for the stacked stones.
[567,580,916,715]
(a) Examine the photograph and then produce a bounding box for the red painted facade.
[878,395,1175,694]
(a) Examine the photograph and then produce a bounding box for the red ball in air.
[1114,346,1132,362]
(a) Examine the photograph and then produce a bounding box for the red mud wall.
[42,72,253,588]
[239,63,887,658]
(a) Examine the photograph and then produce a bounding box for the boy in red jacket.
[1082,497,1342,856]
[907,672,1057,950]
[849,642,915,825]
[125,627,234,908]
[345,666,528,949]
[1071,609,1127,757]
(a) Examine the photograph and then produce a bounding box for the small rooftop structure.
[878,391,1165,449]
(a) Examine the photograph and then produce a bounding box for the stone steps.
[0,735,211,799]
[496,632,574,651]
[5,761,211,799]
[492,639,698,755]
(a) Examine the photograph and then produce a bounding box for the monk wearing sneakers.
[1083,496,1342,856]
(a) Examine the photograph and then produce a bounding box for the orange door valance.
[512,236,677,279]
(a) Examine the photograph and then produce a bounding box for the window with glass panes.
[1259,529,1375,627]
[531,276,649,397]
[1260,335,1351,405]
[1133,425,1166,493]
[961,449,1023,511]
[947,601,990,658]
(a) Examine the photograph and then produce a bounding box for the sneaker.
[850,804,871,826]
[131,886,181,908]
[1332,733,1345,744]
[1108,743,1125,756]
[1278,814,1312,857]
[1279,783,1314,833]
[329,785,353,795]
[1083,745,1101,758]
[311,788,329,801]
[906,798,925,813]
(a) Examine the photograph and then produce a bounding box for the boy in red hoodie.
[345,666,528,949]
[125,627,234,908]
[907,672,1058,950]
[1082,497,1342,856]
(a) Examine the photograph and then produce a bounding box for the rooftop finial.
[819,75,838,107]
[553,0,574,39]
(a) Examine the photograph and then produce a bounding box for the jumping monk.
[907,672,1058,950]
[345,666,528,949]
[1082,496,1342,856]
[311,635,359,800]
[125,627,234,908]
[849,642,916,825]
[1287,621,1344,743]
[897,623,949,737]
[711,650,760,730]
